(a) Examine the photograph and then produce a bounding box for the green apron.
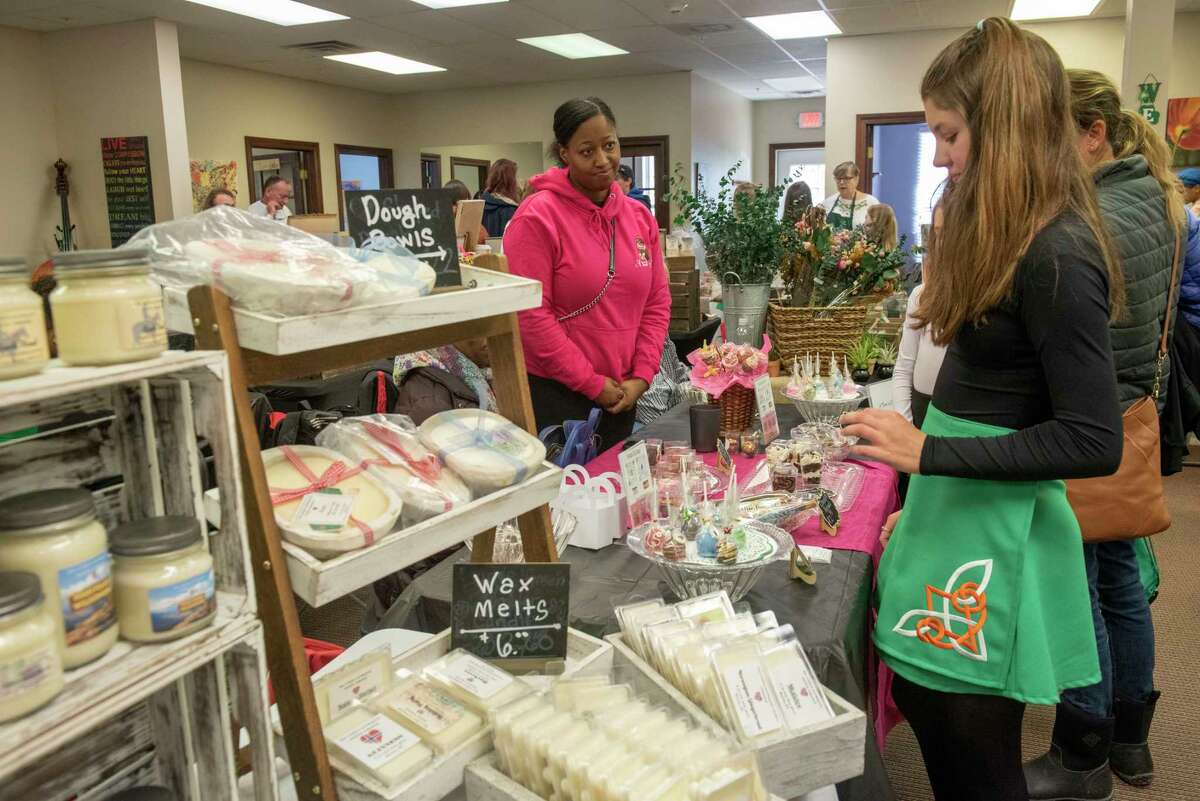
[874,405,1101,703]
[826,196,857,231]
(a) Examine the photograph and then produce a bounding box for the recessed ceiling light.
[764,75,824,93]
[1010,0,1101,20]
[325,52,445,75]
[518,33,628,59]
[746,11,841,40]
[410,0,508,7]
[184,0,348,26]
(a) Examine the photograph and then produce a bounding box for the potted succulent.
[846,337,876,385]
[874,340,897,380]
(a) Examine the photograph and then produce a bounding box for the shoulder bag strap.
[1153,204,1184,400]
[557,219,617,322]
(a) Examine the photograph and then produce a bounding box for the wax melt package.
[261,444,403,557]
[316,414,472,527]
[373,668,485,754]
[421,648,529,714]
[417,409,547,496]
[323,706,433,790]
[123,205,435,316]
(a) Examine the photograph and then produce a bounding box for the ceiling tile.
[623,0,741,26]
[593,25,697,52]
[721,0,823,15]
[779,37,828,59]
[799,57,826,79]
[440,2,572,38]
[10,1,144,28]
[742,60,811,78]
[368,9,500,45]
[521,0,654,29]
[648,47,743,73]
[710,43,806,66]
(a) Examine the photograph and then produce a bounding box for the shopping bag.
[550,466,625,549]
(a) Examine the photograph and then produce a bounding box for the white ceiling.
[2,0,1197,99]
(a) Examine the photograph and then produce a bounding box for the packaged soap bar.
[418,409,547,495]
[762,642,834,731]
[641,619,695,678]
[316,414,472,527]
[551,675,610,711]
[624,604,680,660]
[491,696,551,776]
[375,673,483,753]
[262,445,403,557]
[674,591,735,625]
[422,649,527,713]
[709,640,788,745]
[324,707,432,789]
[313,648,393,724]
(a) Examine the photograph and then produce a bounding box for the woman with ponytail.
[841,19,1124,800]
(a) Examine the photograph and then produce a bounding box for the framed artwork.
[1166,98,1200,169]
[189,159,238,212]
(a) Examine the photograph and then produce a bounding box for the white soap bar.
[324,708,432,788]
[493,697,552,777]
[552,675,610,711]
[674,591,734,625]
[375,675,483,753]
[313,648,393,724]
[422,649,527,713]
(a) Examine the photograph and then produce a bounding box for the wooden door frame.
[333,143,395,229]
[420,152,442,189]
[768,141,826,188]
[245,136,324,213]
[854,111,925,196]
[449,156,490,193]
[619,134,670,231]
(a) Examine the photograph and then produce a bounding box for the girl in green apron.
[841,18,1125,801]
[821,161,879,231]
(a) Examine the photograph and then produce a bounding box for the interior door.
[619,135,670,232]
[335,144,395,228]
[450,157,489,196]
[245,136,323,214]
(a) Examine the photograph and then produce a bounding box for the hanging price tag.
[754,374,780,444]
[618,441,654,527]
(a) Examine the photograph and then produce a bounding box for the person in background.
[203,188,236,210]
[781,180,813,224]
[893,204,946,429]
[844,19,1124,801]
[480,159,521,237]
[1020,68,1187,801]
[1176,167,1200,216]
[248,175,292,222]
[822,162,879,230]
[616,164,652,211]
[505,96,671,450]
[636,337,690,427]
[444,179,489,246]
[864,203,899,250]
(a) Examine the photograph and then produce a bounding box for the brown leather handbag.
[1065,212,1181,542]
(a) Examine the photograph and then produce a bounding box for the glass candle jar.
[0,257,50,380]
[50,249,166,366]
[0,571,64,723]
[110,516,216,643]
[0,489,117,669]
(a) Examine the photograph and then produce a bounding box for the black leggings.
[528,374,635,453]
[892,673,1028,801]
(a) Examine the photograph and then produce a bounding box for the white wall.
[0,26,62,261]
[418,142,545,191]
[752,97,826,187]
[690,74,754,186]
[1170,14,1200,99]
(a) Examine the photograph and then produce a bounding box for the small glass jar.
[0,257,50,380]
[740,430,760,456]
[770,463,798,494]
[0,571,64,723]
[0,489,117,669]
[50,249,166,366]
[643,438,663,468]
[110,516,216,643]
[720,430,740,455]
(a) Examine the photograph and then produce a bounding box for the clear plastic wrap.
[315,414,472,528]
[123,206,435,316]
[417,409,547,496]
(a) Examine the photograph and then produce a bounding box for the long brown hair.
[864,204,898,250]
[1069,68,1186,226]
[917,18,1123,344]
[484,158,519,200]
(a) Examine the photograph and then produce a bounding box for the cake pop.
[696,522,720,559]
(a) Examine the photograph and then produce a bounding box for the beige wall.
[690,74,754,187]
[752,97,826,187]
[418,142,545,192]
[0,26,62,261]
[181,59,397,215]
[1170,14,1200,99]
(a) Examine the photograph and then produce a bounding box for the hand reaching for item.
[593,377,626,412]
[607,378,650,415]
[840,408,927,475]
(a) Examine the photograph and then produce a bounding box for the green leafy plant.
[875,340,898,365]
[846,336,878,371]
[666,162,787,285]
[809,228,909,307]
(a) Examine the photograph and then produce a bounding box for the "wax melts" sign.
[345,187,461,287]
[450,562,570,665]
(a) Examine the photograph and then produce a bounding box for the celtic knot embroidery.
[892,559,992,662]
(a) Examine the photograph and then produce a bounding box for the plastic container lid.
[102,788,175,801]
[52,248,151,273]
[110,516,203,557]
[0,488,96,532]
[0,571,43,620]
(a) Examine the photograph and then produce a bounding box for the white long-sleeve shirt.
[893,284,947,422]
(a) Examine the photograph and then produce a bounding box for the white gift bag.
[551,467,624,550]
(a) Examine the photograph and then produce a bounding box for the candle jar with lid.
[110,516,216,643]
[50,248,166,366]
[0,489,117,669]
[0,257,50,380]
[0,571,64,722]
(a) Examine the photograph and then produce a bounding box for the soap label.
[0,307,48,367]
[434,654,513,700]
[388,682,465,735]
[295,489,356,531]
[149,569,216,634]
[58,552,116,646]
[768,651,833,730]
[316,649,393,722]
[720,663,783,739]
[118,297,167,351]
[334,713,422,772]
[0,643,57,701]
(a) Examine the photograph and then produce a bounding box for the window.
[770,143,826,215]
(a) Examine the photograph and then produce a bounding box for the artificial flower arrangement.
[780,208,833,306]
[807,227,908,307]
[687,335,773,398]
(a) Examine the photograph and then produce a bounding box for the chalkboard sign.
[345,188,461,287]
[101,136,155,246]
[450,562,570,665]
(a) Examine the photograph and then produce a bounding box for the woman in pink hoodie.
[505,97,672,450]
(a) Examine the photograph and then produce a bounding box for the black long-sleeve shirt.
[920,214,1124,481]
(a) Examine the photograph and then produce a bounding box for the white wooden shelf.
[163,265,542,355]
[0,592,259,781]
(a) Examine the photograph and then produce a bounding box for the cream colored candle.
[422,649,527,714]
[49,249,166,366]
[375,674,483,753]
[0,489,117,669]
[0,259,49,380]
[110,516,216,643]
[324,707,432,788]
[0,572,63,722]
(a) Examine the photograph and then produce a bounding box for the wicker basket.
[768,303,869,371]
[713,383,755,431]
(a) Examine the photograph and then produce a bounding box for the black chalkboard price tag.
[818,492,840,535]
[344,188,461,287]
[451,562,570,668]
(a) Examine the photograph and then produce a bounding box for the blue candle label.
[149,569,216,634]
[58,552,115,646]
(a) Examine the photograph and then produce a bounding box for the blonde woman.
[893,205,946,429]
[842,19,1124,800]
[821,161,878,230]
[863,203,899,251]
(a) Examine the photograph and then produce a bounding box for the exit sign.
[798,111,824,129]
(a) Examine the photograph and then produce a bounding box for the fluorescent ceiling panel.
[518,33,628,59]
[746,11,841,40]
[764,75,824,93]
[410,0,508,6]
[1010,0,1101,20]
[325,51,445,74]
[184,0,348,26]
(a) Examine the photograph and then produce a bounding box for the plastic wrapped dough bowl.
[417,410,547,496]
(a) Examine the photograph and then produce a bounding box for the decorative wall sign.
[101,136,155,246]
[1137,74,1162,125]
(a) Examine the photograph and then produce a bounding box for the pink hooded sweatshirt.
[504,167,672,401]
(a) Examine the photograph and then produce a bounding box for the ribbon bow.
[269,446,375,545]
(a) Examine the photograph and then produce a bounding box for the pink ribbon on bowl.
[268,446,375,545]
[357,419,456,513]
